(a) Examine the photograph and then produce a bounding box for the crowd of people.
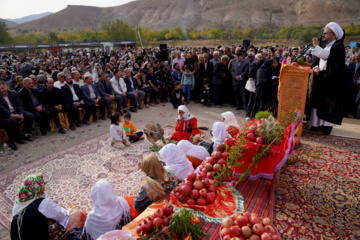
[1,21,359,148]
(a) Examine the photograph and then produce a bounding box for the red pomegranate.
[196,197,206,206]
[191,189,200,199]
[187,172,196,182]
[193,180,204,190]
[162,204,173,216]
[216,143,226,153]
[181,185,191,196]
[247,132,256,142]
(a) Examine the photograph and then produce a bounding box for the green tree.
[0,22,12,44]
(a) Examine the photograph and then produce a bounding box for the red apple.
[205,156,216,165]
[199,188,208,197]
[181,185,191,196]
[216,143,226,153]
[205,193,215,204]
[255,137,264,144]
[222,152,230,159]
[196,197,206,206]
[191,189,200,199]
[248,125,257,133]
[211,151,222,160]
[187,172,196,182]
[218,158,226,165]
[247,132,256,142]
[202,179,210,188]
[187,198,195,205]
[207,185,217,193]
[205,163,213,171]
[213,163,221,172]
[193,180,204,190]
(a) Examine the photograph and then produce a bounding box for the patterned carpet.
[1,125,359,240]
[274,132,360,240]
[0,122,169,230]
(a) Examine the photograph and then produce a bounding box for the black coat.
[313,40,346,125]
[0,91,24,117]
[61,84,84,104]
[41,87,64,109]
[198,62,214,81]
[123,76,139,92]
[212,62,227,86]
[18,88,44,112]
[255,59,273,102]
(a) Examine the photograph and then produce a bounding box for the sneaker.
[245,117,251,121]
[138,105,143,110]
[58,127,66,134]
[130,107,137,112]
[24,134,34,142]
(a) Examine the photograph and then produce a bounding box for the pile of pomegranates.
[136,204,174,236]
[245,119,266,144]
[172,171,218,206]
[220,212,280,240]
[196,143,237,183]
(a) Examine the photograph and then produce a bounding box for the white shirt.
[110,124,126,141]
[110,76,127,95]
[88,85,96,99]
[73,79,85,87]
[69,85,79,101]
[312,40,336,71]
[54,81,65,89]
[2,95,14,113]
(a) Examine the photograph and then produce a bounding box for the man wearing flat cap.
[310,22,346,135]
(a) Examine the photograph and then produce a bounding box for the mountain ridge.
[8,0,360,34]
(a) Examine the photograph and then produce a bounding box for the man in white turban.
[310,22,346,135]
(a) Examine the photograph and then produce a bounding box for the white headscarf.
[178,105,195,121]
[221,111,239,129]
[325,22,344,40]
[159,143,194,181]
[177,140,210,161]
[212,122,231,150]
[84,180,131,240]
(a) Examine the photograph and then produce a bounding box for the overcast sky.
[1,0,136,19]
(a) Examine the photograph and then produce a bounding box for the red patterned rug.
[274,132,360,239]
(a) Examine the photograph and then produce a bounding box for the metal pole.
[137,29,144,48]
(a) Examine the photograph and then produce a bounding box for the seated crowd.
[1,43,359,151]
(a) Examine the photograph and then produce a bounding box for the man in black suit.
[61,75,85,126]
[212,55,230,108]
[231,51,249,110]
[19,77,51,136]
[41,78,68,133]
[0,81,34,150]
[95,71,122,118]
[197,53,213,102]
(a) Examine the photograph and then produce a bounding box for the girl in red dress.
[170,105,203,141]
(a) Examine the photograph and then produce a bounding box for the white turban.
[325,22,344,41]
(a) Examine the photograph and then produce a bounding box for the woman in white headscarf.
[83,180,132,240]
[177,140,210,169]
[159,143,194,181]
[200,122,231,154]
[221,111,240,137]
[170,105,203,141]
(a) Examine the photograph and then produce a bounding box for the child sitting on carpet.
[122,112,145,143]
[170,81,186,109]
[221,111,240,137]
[199,122,231,154]
[109,112,131,149]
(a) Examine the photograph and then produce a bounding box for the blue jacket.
[81,84,100,106]
[123,76,139,92]
[61,84,84,104]
[181,71,195,86]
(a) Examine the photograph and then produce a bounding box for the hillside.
[0,19,17,28]
[6,12,52,24]
[9,0,360,34]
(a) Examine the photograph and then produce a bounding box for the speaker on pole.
[242,39,251,50]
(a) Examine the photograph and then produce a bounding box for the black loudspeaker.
[160,44,167,51]
[242,39,251,50]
